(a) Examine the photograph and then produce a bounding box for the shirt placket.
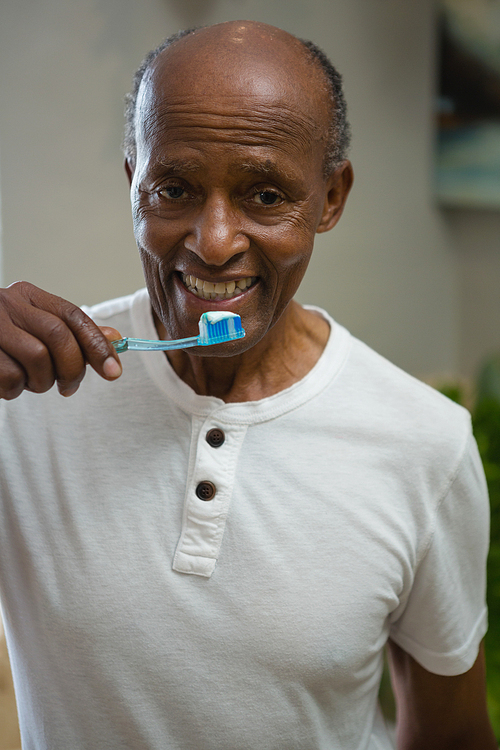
[172,413,248,577]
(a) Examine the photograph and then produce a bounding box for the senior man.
[0,20,496,750]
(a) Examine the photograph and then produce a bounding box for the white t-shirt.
[0,289,489,750]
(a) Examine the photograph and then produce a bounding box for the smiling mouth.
[181,273,257,301]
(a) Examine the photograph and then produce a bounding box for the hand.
[0,281,122,400]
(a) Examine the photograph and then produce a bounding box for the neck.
[155,301,330,403]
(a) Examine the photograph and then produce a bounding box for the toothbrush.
[111,311,245,353]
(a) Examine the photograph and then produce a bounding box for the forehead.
[134,29,330,162]
[136,95,323,162]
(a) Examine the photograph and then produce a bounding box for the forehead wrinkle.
[139,97,323,153]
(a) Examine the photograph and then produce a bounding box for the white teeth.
[181,274,256,300]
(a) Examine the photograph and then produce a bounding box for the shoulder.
[320,322,474,489]
[303,306,471,455]
[348,335,470,430]
[81,288,149,335]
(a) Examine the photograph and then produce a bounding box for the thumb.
[100,326,123,343]
[98,326,123,380]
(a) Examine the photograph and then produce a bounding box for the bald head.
[123,21,350,176]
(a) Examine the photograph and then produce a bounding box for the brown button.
[196,481,216,501]
[206,428,225,448]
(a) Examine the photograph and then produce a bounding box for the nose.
[184,192,250,266]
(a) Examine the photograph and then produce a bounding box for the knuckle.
[0,281,37,325]
[63,303,86,324]
[2,387,25,401]
[56,366,85,391]
[25,381,52,395]
[42,317,69,345]
[28,340,51,369]
[59,302,94,335]
[19,344,56,394]
[70,312,108,351]
[4,280,34,299]
[85,329,112,360]
[9,280,31,292]
[0,371,25,400]
[25,364,56,394]
[57,374,84,396]
[88,330,109,353]
[60,306,111,358]
[0,286,17,313]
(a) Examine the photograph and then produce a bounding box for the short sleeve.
[389,430,489,676]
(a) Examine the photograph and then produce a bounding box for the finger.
[2,306,86,395]
[7,282,122,383]
[0,321,84,397]
[100,326,123,343]
[59,312,122,381]
[25,312,122,394]
[0,349,28,401]
[54,305,122,381]
[0,308,60,395]
[0,282,122,397]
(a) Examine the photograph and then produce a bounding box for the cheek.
[133,213,182,264]
[272,256,311,313]
[267,224,315,285]
[269,206,320,259]
[137,250,167,319]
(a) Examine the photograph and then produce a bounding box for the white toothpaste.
[204,311,239,325]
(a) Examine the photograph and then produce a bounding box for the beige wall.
[449,210,500,378]
[0,0,498,381]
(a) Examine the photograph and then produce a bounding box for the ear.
[316,160,354,234]
[124,157,135,186]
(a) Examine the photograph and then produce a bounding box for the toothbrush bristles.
[198,313,245,345]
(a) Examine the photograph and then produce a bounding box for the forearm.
[389,640,497,750]
[395,721,498,750]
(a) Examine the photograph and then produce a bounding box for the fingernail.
[60,384,79,398]
[103,356,122,379]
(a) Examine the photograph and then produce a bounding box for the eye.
[159,185,186,200]
[252,190,283,206]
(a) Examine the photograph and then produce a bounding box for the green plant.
[379,359,500,740]
[438,358,500,740]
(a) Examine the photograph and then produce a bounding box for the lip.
[175,271,258,307]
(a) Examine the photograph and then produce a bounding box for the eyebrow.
[155,157,296,182]
[238,160,296,182]
[156,158,200,174]
[239,159,276,174]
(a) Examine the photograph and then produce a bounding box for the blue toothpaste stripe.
[206,316,244,343]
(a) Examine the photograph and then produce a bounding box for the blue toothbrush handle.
[112,312,245,353]
[112,336,199,353]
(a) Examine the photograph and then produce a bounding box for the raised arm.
[0,281,122,400]
[387,639,497,750]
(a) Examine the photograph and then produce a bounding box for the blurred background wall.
[2,1,500,746]
[0,0,499,385]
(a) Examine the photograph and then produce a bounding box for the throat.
[157,302,330,403]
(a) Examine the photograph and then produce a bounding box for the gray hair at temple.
[122,28,351,177]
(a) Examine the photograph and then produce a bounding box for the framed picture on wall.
[436,0,500,208]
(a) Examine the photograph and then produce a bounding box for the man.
[0,20,496,750]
